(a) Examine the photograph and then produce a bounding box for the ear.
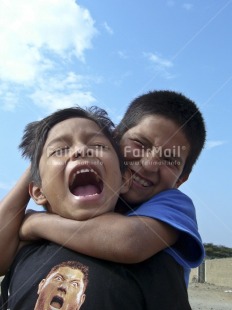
[37,279,45,294]
[80,293,86,306]
[119,168,132,194]
[175,174,189,188]
[29,182,48,205]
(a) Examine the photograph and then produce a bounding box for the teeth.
[133,174,150,187]
[76,168,97,175]
[70,168,99,186]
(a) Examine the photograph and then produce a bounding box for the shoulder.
[129,189,195,218]
[146,188,193,205]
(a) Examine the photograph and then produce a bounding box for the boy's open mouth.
[50,295,64,309]
[69,168,103,197]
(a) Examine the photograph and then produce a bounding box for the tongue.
[50,301,61,309]
[72,185,100,196]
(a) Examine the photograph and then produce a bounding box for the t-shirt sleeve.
[127,189,205,269]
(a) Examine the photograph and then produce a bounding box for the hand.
[19,209,46,241]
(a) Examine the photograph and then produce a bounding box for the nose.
[70,144,92,160]
[58,284,67,294]
[140,151,159,172]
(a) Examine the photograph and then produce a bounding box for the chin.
[65,212,89,221]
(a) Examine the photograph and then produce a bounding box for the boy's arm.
[20,211,178,263]
[0,168,30,275]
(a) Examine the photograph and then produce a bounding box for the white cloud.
[30,72,97,112]
[0,0,97,84]
[0,181,12,191]
[0,92,18,111]
[144,52,175,79]
[118,50,128,59]
[0,83,19,111]
[206,140,227,150]
[167,1,193,10]
[147,53,173,68]
[103,22,114,35]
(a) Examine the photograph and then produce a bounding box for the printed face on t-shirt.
[35,266,86,310]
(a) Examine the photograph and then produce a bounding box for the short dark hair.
[19,106,125,184]
[46,260,89,290]
[116,90,206,178]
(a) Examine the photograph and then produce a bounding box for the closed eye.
[50,146,70,156]
[131,139,144,147]
[89,144,109,149]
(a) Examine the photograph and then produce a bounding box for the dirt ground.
[188,282,232,310]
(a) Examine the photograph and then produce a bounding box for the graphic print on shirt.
[33,261,89,310]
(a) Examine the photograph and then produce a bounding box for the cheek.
[121,139,132,158]
[105,153,121,171]
[42,181,66,213]
[40,155,66,174]
[42,164,66,188]
[109,168,123,191]
[122,145,140,160]
[161,168,179,186]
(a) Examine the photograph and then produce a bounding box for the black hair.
[19,106,125,184]
[116,90,206,178]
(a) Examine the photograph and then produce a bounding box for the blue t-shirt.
[127,188,205,285]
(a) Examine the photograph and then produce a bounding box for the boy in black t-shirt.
[0,106,130,276]
[0,106,191,309]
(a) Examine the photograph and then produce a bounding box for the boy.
[0,105,191,309]
[0,106,130,275]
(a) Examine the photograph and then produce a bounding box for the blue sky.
[0,0,231,247]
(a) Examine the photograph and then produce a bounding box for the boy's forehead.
[133,115,179,135]
[55,117,100,128]
[48,117,103,137]
[43,117,107,148]
[56,266,84,278]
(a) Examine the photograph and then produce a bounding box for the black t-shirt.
[1,241,191,310]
